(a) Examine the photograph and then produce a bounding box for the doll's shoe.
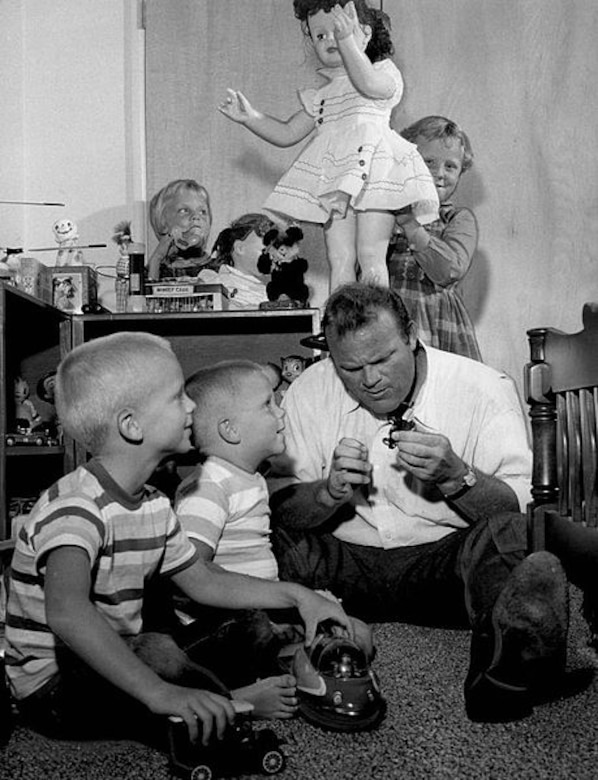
[465,551,569,723]
[300,332,328,351]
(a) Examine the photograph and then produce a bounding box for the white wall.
[0,0,146,308]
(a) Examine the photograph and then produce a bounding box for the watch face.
[463,468,477,488]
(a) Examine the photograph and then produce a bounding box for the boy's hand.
[152,683,235,744]
[218,89,259,124]
[296,587,354,646]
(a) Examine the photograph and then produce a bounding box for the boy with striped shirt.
[175,360,374,720]
[5,334,353,746]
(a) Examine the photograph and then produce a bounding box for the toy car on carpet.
[168,700,286,780]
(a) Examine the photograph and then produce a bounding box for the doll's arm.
[394,208,478,286]
[334,2,395,99]
[219,89,315,148]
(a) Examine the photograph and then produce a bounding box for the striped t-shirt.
[175,456,278,581]
[5,459,197,700]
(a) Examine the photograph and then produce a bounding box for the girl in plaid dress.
[219,0,438,294]
[388,116,482,361]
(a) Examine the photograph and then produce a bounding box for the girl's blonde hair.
[401,116,474,173]
[56,332,174,454]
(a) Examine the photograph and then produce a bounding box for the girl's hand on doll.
[333,1,359,41]
[218,89,258,124]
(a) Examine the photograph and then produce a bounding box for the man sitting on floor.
[268,282,598,722]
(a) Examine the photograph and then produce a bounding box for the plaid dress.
[388,204,482,361]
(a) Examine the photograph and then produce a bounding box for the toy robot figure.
[52,218,83,267]
[291,624,386,732]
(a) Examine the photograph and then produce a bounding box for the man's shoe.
[465,551,568,723]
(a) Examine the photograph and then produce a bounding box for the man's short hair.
[55,332,173,454]
[400,115,474,173]
[149,179,212,238]
[322,283,413,342]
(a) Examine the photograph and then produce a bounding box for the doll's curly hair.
[293,0,393,62]
[209,213,275,268]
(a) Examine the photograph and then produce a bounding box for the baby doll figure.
[14,377,41,432]
[147,179,214,280]
[52,219,83,267]
[388,116,482,361]
[199,213,275,309]
[219,0,438,294]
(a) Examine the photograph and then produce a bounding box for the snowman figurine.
[52,218,83,267]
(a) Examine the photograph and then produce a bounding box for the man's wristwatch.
[440,465,478,501]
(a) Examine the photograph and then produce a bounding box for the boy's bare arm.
[172,560,353,646]
[45,546,234,743]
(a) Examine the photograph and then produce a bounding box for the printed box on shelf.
[16,257,53,304]
[51,266,98,314]
[145,282,229,313]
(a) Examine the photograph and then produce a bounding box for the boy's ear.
[218,417,240,445]
[117,408,143,444]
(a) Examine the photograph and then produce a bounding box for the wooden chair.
[525,303,598,551]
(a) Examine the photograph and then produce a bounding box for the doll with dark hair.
[197,213,275,309]
[219,0,438,295]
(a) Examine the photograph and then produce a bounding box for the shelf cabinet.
[0,303,319,547]
[65,308,320,470]
[0,284,70,548]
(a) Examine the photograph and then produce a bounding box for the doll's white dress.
[263,59,439,225]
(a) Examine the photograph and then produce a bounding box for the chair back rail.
[525,303,598,528]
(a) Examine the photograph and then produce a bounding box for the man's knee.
[461,512,528,570]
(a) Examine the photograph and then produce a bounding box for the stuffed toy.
[257,225,309,307]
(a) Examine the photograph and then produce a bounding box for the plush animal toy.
[257,225,309,307]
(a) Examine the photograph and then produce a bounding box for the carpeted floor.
[2,587,598,780]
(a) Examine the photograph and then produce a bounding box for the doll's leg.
[356,210,396,286]
[323,212,358,291]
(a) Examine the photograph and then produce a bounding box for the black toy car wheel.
[190,764,213,780]
[261,748,286,775]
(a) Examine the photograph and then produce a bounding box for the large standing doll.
[219,0,438,293]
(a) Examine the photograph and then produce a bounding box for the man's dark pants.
[272,512,530,630]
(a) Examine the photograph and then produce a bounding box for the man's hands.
[391,424,466,490]
[326,437,372,502]
[150,682,235,745]
[218,89,259,125]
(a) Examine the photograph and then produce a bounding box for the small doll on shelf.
[14,377,41,432]
[147,179,214,280]
[219,0,438,293]
[199,213,275,309]
[111,220,133,313]
[257,225,310,308]
[52,219,84,267]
